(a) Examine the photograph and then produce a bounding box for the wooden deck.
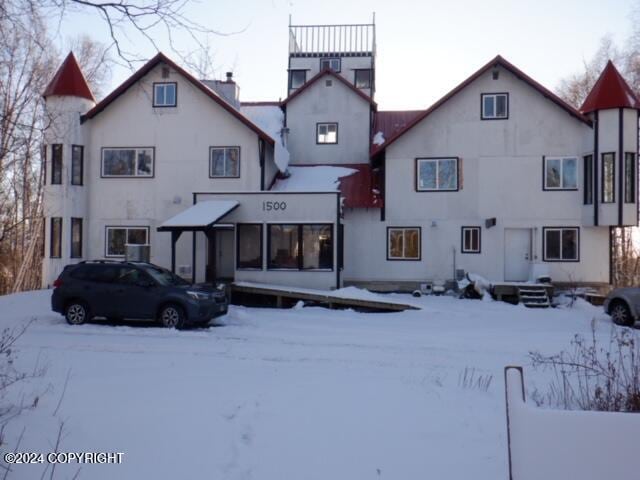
[230,282,419,312]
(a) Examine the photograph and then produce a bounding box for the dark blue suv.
[52,261,228,328]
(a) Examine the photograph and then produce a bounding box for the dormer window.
[481,93,508,119]
[320,57,341,72]
[153,82,177,107]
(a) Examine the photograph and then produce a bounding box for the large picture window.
[102,148,154,177]
[602,152,615,203]
[268,224,333,270]
[319,57,340,72]
[583,154,593,204]
[153,82,177,107]
[237,224,263,269]
[416,158,458,191]
[50,217,62,258]
[316,123,338,144]
[105,226,149,257]
[209,147,240,178]
[70,217,83,258]
[543,227,579,262]
[461,226,481,254]
[625,152,636,204]
[71,145,83,185]
[544,156,577,190]
[387,227,421,260]
[51,144,62,184]
[481,93,508,119]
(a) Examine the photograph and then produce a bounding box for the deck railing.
[289,22,376,57]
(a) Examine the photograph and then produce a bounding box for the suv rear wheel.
[610,300,634,327]
[65,301,89,325]
[158,304,185,328]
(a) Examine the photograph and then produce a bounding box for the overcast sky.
[52,0,636,109]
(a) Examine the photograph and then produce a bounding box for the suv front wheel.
[610,300,634,327]
[158,304,185,328]
[65,301,89,325]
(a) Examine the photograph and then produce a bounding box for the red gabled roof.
[373,110,425,147]
[580,61,640,113]
[370,55,591,156]
[82,52,274,145]
[43,52,95,102]
[281,69,377,108]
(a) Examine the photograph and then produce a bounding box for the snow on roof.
[372,131,385,146]
[240,104,290,173]
[271,165,357,192]
[159,200,239,230]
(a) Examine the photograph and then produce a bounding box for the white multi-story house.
[42,20,639,292]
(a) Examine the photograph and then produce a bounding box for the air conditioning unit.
[125,244,150,262]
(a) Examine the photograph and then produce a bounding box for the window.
[544,157,577,190]
[51,144,62,184]
[268,224,333,270]
[209,147,240,178]
[116,267,146,285]
[153,82,177,107]
[102,148,154,177]
[237,224,263,269]
[320,57,340,72]
[302,225,333,269]
[583,155,593,204]
[105,226,149,257]
[289,70,306,89]
[70,218,82,258]
[543,227,579,262]
[71,145,83,185]
[602,152,615,203]
[416,158,458,191]
[461,227,481,254]
[625,152,636,203]
[317,123,338,144]
[354,69,372,89]
[387,227,421,260]
[481,93,508,119]
[42,144,46,186]
[50,217,62,258]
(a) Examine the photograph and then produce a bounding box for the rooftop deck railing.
[289,23,376,57]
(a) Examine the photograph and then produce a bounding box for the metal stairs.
[517,286,550,308]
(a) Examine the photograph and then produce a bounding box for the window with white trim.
[106,226,149,257]
[543,227,579,262]
[209,147,240,178]
[625,152,636,203]
[544,157,577,190]
[289,70,306,89]
[387,227,420,260]
[102,148,154,177]
[320,58,340,72]
[461,227,481,253]
[481,93,508,119]
[602,152,615,203]
[153,82,177,107]
[416,158,458,191]
[317,123,338,144]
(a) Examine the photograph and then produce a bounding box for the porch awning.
[157,200,239,232]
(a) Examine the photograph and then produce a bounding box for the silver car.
[604,288,640,327]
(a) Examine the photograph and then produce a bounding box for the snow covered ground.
[0,289,619,479]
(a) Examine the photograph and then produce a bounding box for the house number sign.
[262,201,287,211]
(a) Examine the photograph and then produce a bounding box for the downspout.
[618,108,624,225]
[594,111,599,226]
[259,138,265,191]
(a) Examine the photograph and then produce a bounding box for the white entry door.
[216,229,235,279]
[504,228,531,282]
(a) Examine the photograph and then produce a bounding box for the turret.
[580,61,640,227]
[42,52,95,286]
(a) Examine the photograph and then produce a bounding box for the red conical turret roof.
[43,52,95,102]
[580,60,640,113]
